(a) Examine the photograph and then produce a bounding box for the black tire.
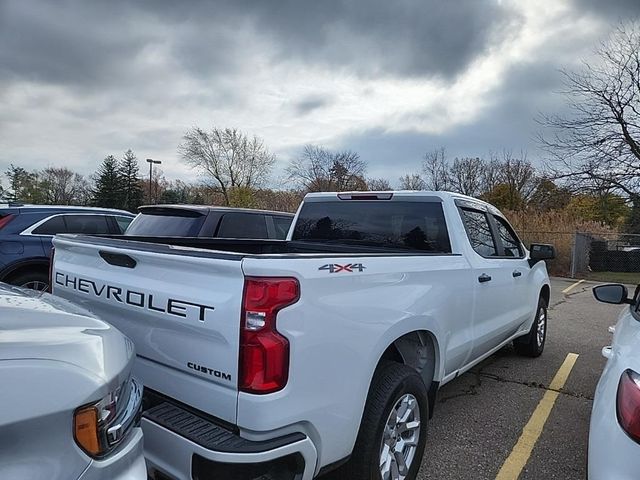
[336,361,429,480]
[7,271,49,292]
[514,296,547,357]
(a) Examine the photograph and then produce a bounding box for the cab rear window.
[292,201,451,253]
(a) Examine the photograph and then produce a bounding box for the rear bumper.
[142,403,317,480]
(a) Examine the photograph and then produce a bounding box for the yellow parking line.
[562,280,585,294]
[495,353,579,480]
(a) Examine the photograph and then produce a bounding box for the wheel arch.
[1,258,50,283]
[377,330,441,418]
[540,283,550,306]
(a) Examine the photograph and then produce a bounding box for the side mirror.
[529,243,556,262]
[593,284,633,305]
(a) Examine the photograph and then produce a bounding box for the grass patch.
[584,271,640,285]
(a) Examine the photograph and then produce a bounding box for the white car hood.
[0,284,134,383]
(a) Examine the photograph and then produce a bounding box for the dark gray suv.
[125,205,294,239]
[0,204,134,290]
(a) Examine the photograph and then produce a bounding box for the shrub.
[503,209,617,276]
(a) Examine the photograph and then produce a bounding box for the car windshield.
[125,210,205,236]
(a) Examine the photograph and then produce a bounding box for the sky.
[1,0,639,188]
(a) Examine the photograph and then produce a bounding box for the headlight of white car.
[73,376,142,458]
[617,369,640,444]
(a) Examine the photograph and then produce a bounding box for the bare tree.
[449,157,484,196]
[479,151,537,209]
[539,23,640,198]
[421,147,450,190]
[40,167,90,205]
[398,173,426,190]
[287,144,367,192]
[497,151,537,202]
[480,156,502,194]
[366,177,393,191]
[179,127,276,205]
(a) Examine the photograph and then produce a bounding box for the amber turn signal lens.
[74,406,100,456]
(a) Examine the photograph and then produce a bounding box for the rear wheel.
[7,271,49,292]
[514,296,547,357]
[336,361,428,480]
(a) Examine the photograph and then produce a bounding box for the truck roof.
[303,190,492,205]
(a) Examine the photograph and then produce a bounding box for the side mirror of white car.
[529,244,555,264]
[593,284,634,305]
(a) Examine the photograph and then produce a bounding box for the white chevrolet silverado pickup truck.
[51,191,554,480]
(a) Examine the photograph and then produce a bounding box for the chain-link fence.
[517,231,640,281]
[570,232,640,282]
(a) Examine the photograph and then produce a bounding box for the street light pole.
[145,158,162,204]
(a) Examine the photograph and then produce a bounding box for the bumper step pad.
[143,402,305,454]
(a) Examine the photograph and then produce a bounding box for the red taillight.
[617,369,640,443]
[0,215,15,230]
[239,277,299,394]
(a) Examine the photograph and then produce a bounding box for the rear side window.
[64,215,111,234]
[273,216,293,239]
[125,210,205,236]
[114,216,133,234]
[493,215,523,257]
[292,201,451,252]
[460,209,497,257]
[218,213,268,238]
[32,215,67,235]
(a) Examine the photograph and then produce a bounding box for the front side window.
[493,215,523,257]
[460,209,497,257]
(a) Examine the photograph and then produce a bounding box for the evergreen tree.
[4,164,43,203]
[119,149,144,212]
[93,155,124,208]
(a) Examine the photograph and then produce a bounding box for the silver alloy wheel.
[536,307,546,348]
[21,280,48,292]
[379,393,421,480]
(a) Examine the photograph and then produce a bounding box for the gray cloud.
[224,0,518,79]
[574,0,640,19]
[0,1,147,87]
[293,94,333,115]
[335,59,577,182]
[0,0,519,88]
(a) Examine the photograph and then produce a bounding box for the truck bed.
[67,234,448,257]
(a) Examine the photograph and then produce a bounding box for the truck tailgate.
[52,235,244,424]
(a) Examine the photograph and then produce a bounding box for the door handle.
[478,273,492,283]
[512,270,522,278]
[99,251,137,268]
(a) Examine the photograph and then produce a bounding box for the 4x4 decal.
[318,263,366,273]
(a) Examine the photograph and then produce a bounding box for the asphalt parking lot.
[416,277,618,480]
